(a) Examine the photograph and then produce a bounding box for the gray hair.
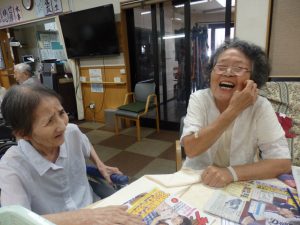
[1,84,61,136]
[14,63,33,77]
[206,38,270,88]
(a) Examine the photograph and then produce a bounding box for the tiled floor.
[76,121,179,183]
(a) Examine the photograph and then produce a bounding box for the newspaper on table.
[204,181,300,225]
[292,166,300,200]
[125,188,215,225]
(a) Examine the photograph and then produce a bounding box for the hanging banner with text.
[0,4,22,27]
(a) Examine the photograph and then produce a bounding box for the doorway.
[125,0,235,129]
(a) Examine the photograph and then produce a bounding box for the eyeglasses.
[213,64,251,76]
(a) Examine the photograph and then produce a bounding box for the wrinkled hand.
[229,80,258,114]
[90,206,144,225]
[97,164,122,184]
[201,165,233,188]
[72,206,145,225]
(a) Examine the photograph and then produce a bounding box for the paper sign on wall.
[89,69,103,93]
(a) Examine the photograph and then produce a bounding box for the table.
[87,168,287,225]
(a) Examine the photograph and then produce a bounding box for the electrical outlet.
[89,103,96,109]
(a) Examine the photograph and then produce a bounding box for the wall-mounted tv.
[59,4,120,58]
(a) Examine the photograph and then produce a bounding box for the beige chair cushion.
[260,82,300,166]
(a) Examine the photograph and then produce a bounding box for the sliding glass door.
[126,0,235,129]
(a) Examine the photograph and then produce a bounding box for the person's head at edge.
[1,84,68,151]
[14,63,33,84]
[206,38,270,110]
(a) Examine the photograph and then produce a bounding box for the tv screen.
[59,4,120,58]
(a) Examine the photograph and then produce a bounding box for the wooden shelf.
[81,81,126,85]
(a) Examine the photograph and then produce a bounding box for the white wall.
[235,0,270,50]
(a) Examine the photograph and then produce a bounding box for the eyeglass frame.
[213,64,252,77]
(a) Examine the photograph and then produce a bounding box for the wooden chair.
[114,82,159,141]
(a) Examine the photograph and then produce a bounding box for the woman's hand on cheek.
[201,166,233,188]
[229,80,258,113]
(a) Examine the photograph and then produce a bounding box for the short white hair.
[14,63,32,77]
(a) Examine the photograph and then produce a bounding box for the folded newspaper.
[204,181,300,225]
[125,188,215,225]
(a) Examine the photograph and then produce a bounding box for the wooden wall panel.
[80,65,128,122]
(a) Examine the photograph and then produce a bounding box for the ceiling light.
[171,17,182,21]
[191,0,208,5]
[163,34,185,40]
[141,11,151,15]
[216,0,235,7]
[175,0,208,8]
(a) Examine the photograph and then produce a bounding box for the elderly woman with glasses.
[181,39,291,188]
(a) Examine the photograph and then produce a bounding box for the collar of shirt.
[18,139,67,176]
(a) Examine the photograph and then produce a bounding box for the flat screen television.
[59,4,120,58]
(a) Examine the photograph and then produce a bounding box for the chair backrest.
[134,82,155,102]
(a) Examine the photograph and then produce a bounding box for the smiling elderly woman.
[181,39,291,188]
[0,84,144,225]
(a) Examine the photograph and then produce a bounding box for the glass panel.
[190,0,223,92]
[127,0,235,126]
[190,0,235,92]
[158,1,187,123]
[132,6,158,120]
[133,6,154,82]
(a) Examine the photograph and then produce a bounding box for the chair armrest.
[86,165,129,185]
[124,92,135,104]
[175,140,182,171]
[142,94,157,114]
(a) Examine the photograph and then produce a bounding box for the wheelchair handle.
[86,166,129,185]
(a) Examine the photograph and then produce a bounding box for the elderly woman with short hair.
[181,39,291,187]
[0,84,144,225]
[14,63,40,85]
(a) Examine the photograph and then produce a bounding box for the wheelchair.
[0,119,16,159]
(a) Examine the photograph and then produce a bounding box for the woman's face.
[14,70,29,84]
[210,48,252,106]
[24,96,69,153]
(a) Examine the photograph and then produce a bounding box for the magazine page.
[204,189,247,223]
[277,173,296,188]
[126,188,215,225]
[204,181,300,225]
[221,218,239,225]
[292,166,300,199]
